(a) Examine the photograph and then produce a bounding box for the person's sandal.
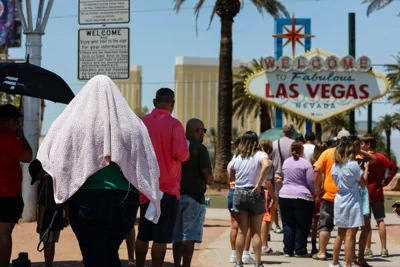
[312,253,327,261]
[128,261,136,267]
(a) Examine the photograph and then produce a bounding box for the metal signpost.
[78,27,130,80]
[79,0,130,25]
[16,0,54,222]
[273,15,313,132]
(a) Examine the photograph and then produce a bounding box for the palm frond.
[386,53,400,104]
[363,0,394,16]
[249,0,290,18]
[174,0,289,32]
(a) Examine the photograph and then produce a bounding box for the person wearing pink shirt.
[135,88,190,267]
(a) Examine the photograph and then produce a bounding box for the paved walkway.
[200,209,400,267]
[10,208,400,266]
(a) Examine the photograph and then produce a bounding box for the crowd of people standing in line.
[226,125,397,267]
[0,74,399,267]
[0,75,214,267]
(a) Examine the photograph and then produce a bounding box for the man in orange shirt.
[0,104,33,267]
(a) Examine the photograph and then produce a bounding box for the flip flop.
[312,254,328,261]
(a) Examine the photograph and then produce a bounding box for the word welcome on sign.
[262,55,371,73]
[245,49,390,122]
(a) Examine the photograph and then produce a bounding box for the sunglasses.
[198,128,207,133]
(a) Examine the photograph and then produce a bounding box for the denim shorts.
[172,195,206,243]
[359,186,370,217]
[227,188,234,212]
[232,187,266,215]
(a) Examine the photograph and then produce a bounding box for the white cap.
[337,128,350,140]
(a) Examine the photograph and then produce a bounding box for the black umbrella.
[0,56,75,104]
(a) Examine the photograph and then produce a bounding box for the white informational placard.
[79,0,130,25]
[78,27,130,80]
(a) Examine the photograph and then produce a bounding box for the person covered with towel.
[37,75,161,267]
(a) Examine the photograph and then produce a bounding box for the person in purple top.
[279,141,316,257]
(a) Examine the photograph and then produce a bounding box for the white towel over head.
[37,75,161,223]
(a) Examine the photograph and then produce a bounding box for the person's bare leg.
[311,218,318,253]
[250,214,263,265]
[345,228,357,267]
[366,227,372,250]
[173,242,183,267]
[244,227,252,252]
[236,211,249,265]
[44,243,55,267]
[377,220,387,250]
[357,217,371,264]
[151,242,167,267]
[261,221,269,247]
[332,228,345,266]
[230,213,238,250]
[135,239,149,267]
[317,231,331,258]
[182,241,195,267]
[273,208,281,230]
[0,222,15,267]
[125,226,136,264]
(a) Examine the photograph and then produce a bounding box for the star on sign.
[273,13,315,59]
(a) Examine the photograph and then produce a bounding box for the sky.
[8,0,400,155]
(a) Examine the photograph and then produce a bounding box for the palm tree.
[173,0,289,184]
[321,111,351,139]
[0,93,21,106]
[283,110,305,131]
[386,54,400,104]
[375,113,400,158]
[233,58,273,132]
[362,0,396,16]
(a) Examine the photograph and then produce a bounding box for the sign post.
[349,13,356,134]
[78,27,129,80]
[273,15,313,132]
[16,0,54,222]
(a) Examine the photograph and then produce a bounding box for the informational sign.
[245,49,390,123]
[78,27,129,80]
[79,0,130,25]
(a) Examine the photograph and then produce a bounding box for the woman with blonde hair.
[279,141,315,257]
[228,131,270,267]
[330,136,375,267]
[227,136,255,264]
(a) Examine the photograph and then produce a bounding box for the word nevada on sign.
[245,49,390,123]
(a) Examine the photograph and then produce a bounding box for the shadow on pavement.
[262,260,290,265]
[203,224,229,228]
[30,260,175,267]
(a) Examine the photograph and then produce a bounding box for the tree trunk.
[386,129,391,158]
[214,16,234,186]
[260,103,271,132]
